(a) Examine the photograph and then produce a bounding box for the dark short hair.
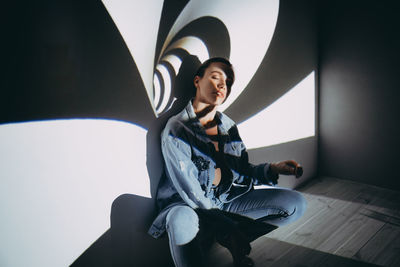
[195,57,235,98]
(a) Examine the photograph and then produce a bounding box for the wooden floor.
[207,177,400,267]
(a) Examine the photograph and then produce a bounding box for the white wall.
[0,119,150,266]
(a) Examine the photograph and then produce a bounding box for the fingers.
[271,160,303,177]
[285,160,299,168]
[295,165,303,178]
[283,160,303,177]
[285,164,295,175]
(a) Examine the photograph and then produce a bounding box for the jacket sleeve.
[161,131,214,209]
[231,125,279,186]
[237,148,279,186]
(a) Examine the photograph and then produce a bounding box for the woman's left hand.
[270,160,303,178]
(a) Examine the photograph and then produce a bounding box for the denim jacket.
[148,101,278,238]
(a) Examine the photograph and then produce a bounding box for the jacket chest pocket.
[192,155,210,171]
[192,155,210,185]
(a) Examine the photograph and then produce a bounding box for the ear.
[194,76,200,87]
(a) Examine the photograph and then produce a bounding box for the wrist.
[264,163,279,185]
[269,162,279,175]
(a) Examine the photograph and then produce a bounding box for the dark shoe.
[217,232,251,254]
[234,255,254,267]
[216,232,253,267]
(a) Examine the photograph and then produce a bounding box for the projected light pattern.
[238,71,315,149]
[155,64,173,113]
[101,0,164,115]
[2,1,317,266]
[162,54,182,75]
[153,73,162,109]
[156,0,280,114]
[0,119,150,267]
[164,36,209,63]
[153,36,211,114]
[103,0,280,116]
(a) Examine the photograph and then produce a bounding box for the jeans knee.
[289,191,307,221]
[271,190,307,226]
[166,206,199,246]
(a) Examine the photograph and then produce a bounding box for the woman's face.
[194,63,228,106]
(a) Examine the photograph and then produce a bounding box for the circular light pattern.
[153,35,210,115]
[161,54,182,76]
[152,0,279,116]
[153,73,162,109]
[155,64,173,113]
[152,16,230,116]
[102,0,280,116]
[164,36,209,63]
[152,15,231,116]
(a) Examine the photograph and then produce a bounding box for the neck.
[192,99,218,127]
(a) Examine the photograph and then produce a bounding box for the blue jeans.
[165,188,307,267]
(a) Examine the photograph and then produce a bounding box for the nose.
[217,79,226,90]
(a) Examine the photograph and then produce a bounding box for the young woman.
[148,57,307,267]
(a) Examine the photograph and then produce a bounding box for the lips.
[214,91,224,98]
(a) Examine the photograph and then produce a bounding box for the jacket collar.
[184,100,229,136]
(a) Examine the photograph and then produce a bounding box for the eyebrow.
[210,70,225,76]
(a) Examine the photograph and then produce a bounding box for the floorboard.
[207,177,400,267]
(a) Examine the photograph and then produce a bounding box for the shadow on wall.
[147,54,201,198]
[71,194,174,267]
[72,55,201,266]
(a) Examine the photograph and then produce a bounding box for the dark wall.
[3,0,154,128]
[318,1,400,189]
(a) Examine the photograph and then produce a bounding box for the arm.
[228,125,278,185]
[161,131,214,210]
[231,125,302,185]
[235,143,279,186]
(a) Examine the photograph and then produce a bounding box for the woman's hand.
[270,160,303,178]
